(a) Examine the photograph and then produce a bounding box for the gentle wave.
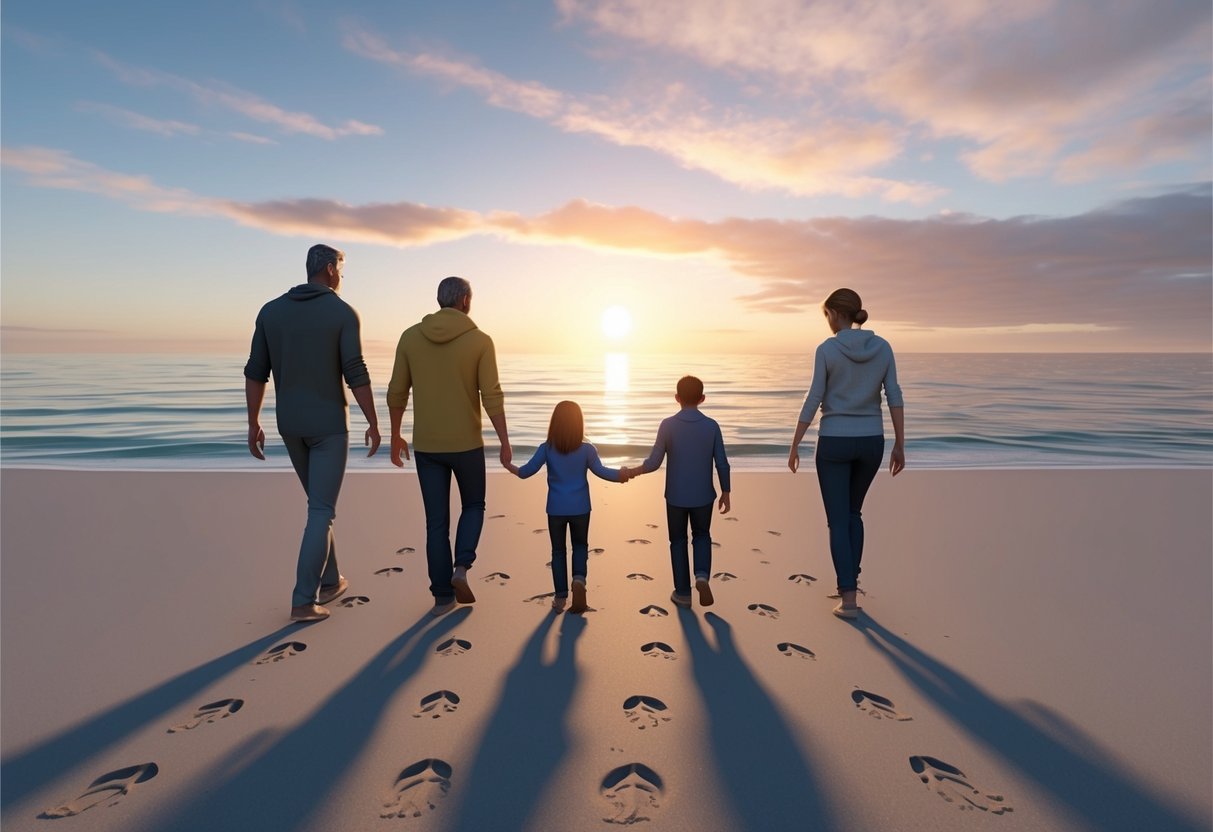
[2,352,1211,470]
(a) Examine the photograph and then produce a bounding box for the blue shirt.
[639,408,731,508]
[516,442,620,515]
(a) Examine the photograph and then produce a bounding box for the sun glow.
[601,306,633,341]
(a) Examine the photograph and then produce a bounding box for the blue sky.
[2,0,1210,354]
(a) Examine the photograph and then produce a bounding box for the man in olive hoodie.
[245,244,381,623]
[388,276,511,616]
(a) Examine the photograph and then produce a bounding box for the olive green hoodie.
[386,307,504,453]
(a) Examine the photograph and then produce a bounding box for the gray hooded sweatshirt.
[798,328,903,437]
[244,284,371,437]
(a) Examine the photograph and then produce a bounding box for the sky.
[1,0,1210,356]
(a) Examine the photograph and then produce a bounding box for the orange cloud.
[4,147,1209,339]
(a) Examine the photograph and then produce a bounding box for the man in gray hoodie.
[245,244,381,622]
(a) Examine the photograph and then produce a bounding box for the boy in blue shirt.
[624,376,731,608]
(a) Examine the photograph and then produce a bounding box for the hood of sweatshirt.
[831,328,884,363]
[419,307,478,344]
[286,284,336,301]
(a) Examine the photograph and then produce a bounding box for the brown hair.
[823,288,868,326]
[547,400,585,455]
[676,375,704,403]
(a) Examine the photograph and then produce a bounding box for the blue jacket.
[639,408,731,508]
[516,442,620,515]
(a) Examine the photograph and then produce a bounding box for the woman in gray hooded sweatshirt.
[788,289,904,619]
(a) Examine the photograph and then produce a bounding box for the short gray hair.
[306,244,343,279]
[437,276,471,309]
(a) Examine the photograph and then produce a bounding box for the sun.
[601,305,633,341]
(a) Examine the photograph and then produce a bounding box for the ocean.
[1,352,1210,471]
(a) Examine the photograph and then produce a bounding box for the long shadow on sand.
[856,616,1209,831]
[449,610,585,831]
[138,609,471,832]
[0,624,295,811]
[679,610,840,832]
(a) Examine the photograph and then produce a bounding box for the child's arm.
[513,444,547,479]
[586,444,624,483]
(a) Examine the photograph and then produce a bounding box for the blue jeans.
[815,435,883,592]
[282,433,348,608]
[415,448,486,600]
[548,512,590,596]
[666,502,714,596]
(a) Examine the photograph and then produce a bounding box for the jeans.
[548,512,590,596]
[282,433,348,607]
[415,448,486,600]
[666,502,714,596]
[815,435,884,592]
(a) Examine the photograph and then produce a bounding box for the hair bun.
[854,309,869,325]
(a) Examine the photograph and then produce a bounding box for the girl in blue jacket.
[507,401,624,613]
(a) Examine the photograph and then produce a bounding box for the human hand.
[787,448,799,473]
[499,442,512,468]
[248,424,266,460]
[618,467,631,483]
[365,426,381,457]
[889,445,905,477]
[504,462,520,476]
[718,492,731,514]
[390,434,410,467]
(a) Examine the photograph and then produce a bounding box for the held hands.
[718,492,731,514]
[365,425,381,457]
[390,433,411,467]
[504,462,520,476]
[499,442,512,468]
[248,424,266,460]
[889,444,905,476]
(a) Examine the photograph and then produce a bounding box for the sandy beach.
[1,467,1210,831]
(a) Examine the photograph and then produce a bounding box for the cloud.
[75,102,202,137]
[92,52,383,140]
[4,146,1209,338]
[342,29,942,202]
[557,0,1212,183]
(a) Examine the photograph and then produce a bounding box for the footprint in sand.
[381,759,453,819]
[627,538,652,545]
[256,642,307,664]
[750,547,763,554]
[788,574,818,585]
[413,690,461,719]
[488,514,506,519]
[713,572,738,581]
[711,541,722,548]
[909,756,1012,814]
[532,528,547,534]
[767,530,783,536]
[167,698,243,732]
[645,523,659,529]
[395,546,415,554]
[375,567,404,576]
[852,690,912,721]
[435,638,472,657]
[623,696,671,730]
[627,573,653,581]
[590,547,606,555]
[641,642,677,660]
[339,596,371,607]
[600,763,664,825]
[748,603,780,619]
[777,642,816,660]
[639,605,669,617]
[524,592,556,605]
[481,572,511,585]
[724,516,739,522]
[39,763,159,818]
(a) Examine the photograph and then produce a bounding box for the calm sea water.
[1,352,1210,471]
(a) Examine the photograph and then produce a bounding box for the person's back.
[251,284,366,437]
[807,328,901,437]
